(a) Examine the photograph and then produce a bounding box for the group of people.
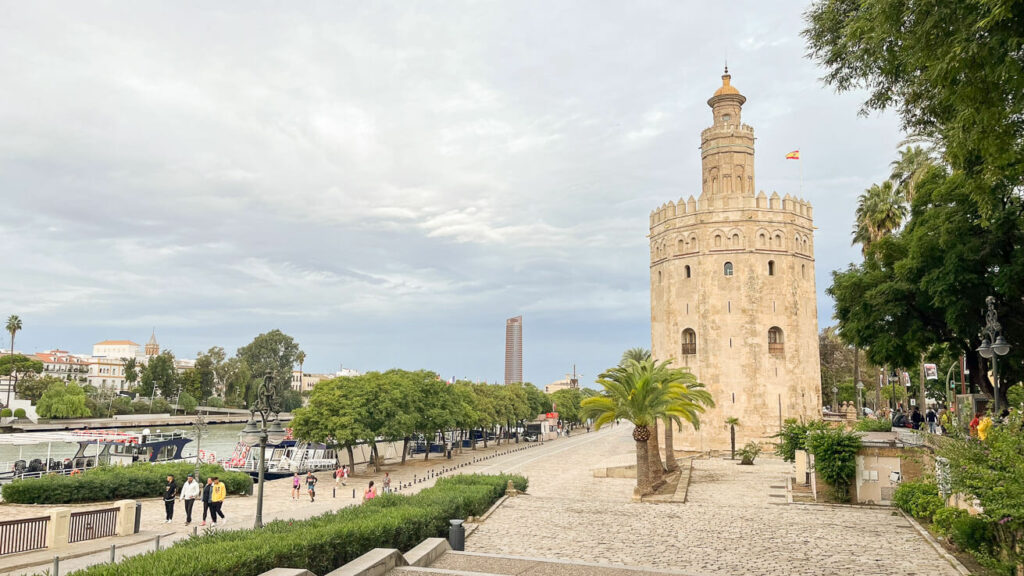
[292,471,321,501]
[289,465,390,503]
[162,473,227,526]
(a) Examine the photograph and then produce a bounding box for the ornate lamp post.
[855,381,864,417]
[977,296,1011,416]
[192,410,208,479]
[241,370,285,529]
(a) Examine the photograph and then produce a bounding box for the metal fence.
[0,515,49,555]
[69,507,118,544]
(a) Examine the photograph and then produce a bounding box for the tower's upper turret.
[145,329,159,357]
[701,68,755,199]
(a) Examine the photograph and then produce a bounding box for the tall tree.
[889,145,935,203]
[122,357,139,390]
[139,351,177,398]
[237,330,302,401]
[5,315,22,407]
[852,181,907,254]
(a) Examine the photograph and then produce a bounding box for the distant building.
[92,340,141,361]
[291,368,362,392]
[145,330,160,357]
[545,367,581,394]
[33,350,89,383]
[504,316,523,385]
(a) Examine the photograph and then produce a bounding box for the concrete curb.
[0,531,174,574]
[899,511,972,576]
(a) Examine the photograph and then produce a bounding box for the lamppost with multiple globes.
[977,296,1011,416]
[241,369,285,529]
[192,410,207,479]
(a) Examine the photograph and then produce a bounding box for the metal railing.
[0,515,49,555]
[68,507,118,543]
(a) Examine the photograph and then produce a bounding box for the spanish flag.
[785,150,800,160]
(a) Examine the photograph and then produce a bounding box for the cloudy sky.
[0,2,903,385]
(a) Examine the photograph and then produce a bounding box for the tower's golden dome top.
[713,67,741,97]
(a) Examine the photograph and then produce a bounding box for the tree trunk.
[401,437,409,464]
[647,424,664,487]
[663,418,678,472]
[482,427,488,448]
[346,445,355,471]
[730,425,736,460]
[634,437,652,497]
[424,436,431,461]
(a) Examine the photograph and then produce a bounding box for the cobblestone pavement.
[467,425,961,576]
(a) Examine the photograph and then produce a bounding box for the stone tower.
[649,70,821,451]
[145,330,159,357]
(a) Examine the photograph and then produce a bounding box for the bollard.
[53,555,60,576]
[110,544,116,563]
[333,487,336,498]
[448,519,466,551]
[193,526,198,537]
[352,489,356,499]
[155,535,161,551]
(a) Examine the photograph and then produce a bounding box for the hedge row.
[1,462,253,504]
[69,474,528,576]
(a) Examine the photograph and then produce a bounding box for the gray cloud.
[0,1,901,385]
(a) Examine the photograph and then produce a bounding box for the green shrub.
[932,506,969,536]
[205,396,225,408]
[892,481,944,521]
[13,407,26,418]
[0,408,11,417]
[737,441,761,465]
[950,515,995,554]
[854,418,892,432]
[1,462,252,504]
[805,427,861,503]
[773,419,828,462]
[67,474,527,576]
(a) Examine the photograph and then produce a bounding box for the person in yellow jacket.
[977,416,994,441]
[210,476,227,525]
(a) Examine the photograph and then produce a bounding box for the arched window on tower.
[677,239,684,253]
[759,233,766,247]
[714,234,722,248]
[774,234,783,249]
[768,327,784,355]
[685,265,691,278]
[768,260,775,276]
[731,233,740,247]
[724,262,734,276]
[681,329,697,356]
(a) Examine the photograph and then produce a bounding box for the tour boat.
[0,429,193,483]
[223,429,338,480]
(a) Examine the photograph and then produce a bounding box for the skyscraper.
[504,316,523,384]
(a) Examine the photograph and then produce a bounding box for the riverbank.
[2,412,293,433]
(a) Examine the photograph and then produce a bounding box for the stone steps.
[393,551,700,576]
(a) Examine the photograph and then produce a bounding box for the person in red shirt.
[969,413,981,438]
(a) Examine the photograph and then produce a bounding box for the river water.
[0,423,247,465]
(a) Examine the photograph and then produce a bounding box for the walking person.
[305,471,318,502]
[925,407,938,434]
[362,480,377,502]
[383,472,391,494]
[210,476,226,525]
[911,406,924,430]
[341,465,349,486]
[180,473,200,526]
[200,477,213,526]
[163,475,177,523]
[334,465,343,489]
[292,472,301,500]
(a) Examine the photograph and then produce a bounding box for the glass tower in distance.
[504,316,523,384]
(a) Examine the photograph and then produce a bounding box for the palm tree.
[889,145,934,203]
[852,180,907,255]
[296,351,306,390]
[725,417,740,459]
[5,315,22,408]
[123,357,139,390]
[583,356,714,497]
[618,348,664,481]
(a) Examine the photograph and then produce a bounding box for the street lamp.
[831,386,839,412]
[855,381,864,417]
[243,369,285,529]
[192,411,208,479]
[977,296,1011,416]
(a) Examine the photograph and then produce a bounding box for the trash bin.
[448,519,465,551]
[134,502,142,534]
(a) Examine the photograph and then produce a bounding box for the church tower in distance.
[649,69,821,451]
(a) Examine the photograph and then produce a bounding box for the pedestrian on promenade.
[179,473,201,525]
[200,477,213,526]
[383,472,391,493]
[305,471,318,502]
[362,480,377,502]
[292,472,301,500]
[911,407,924,430]
[342,464,349,486]
[925,407,937,434]
[210,476,226,524]
[334,465,343,488]
[163,475,177,524]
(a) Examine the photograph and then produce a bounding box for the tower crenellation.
[649,69,821,451]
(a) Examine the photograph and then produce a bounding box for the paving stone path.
[467,425,962,576]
